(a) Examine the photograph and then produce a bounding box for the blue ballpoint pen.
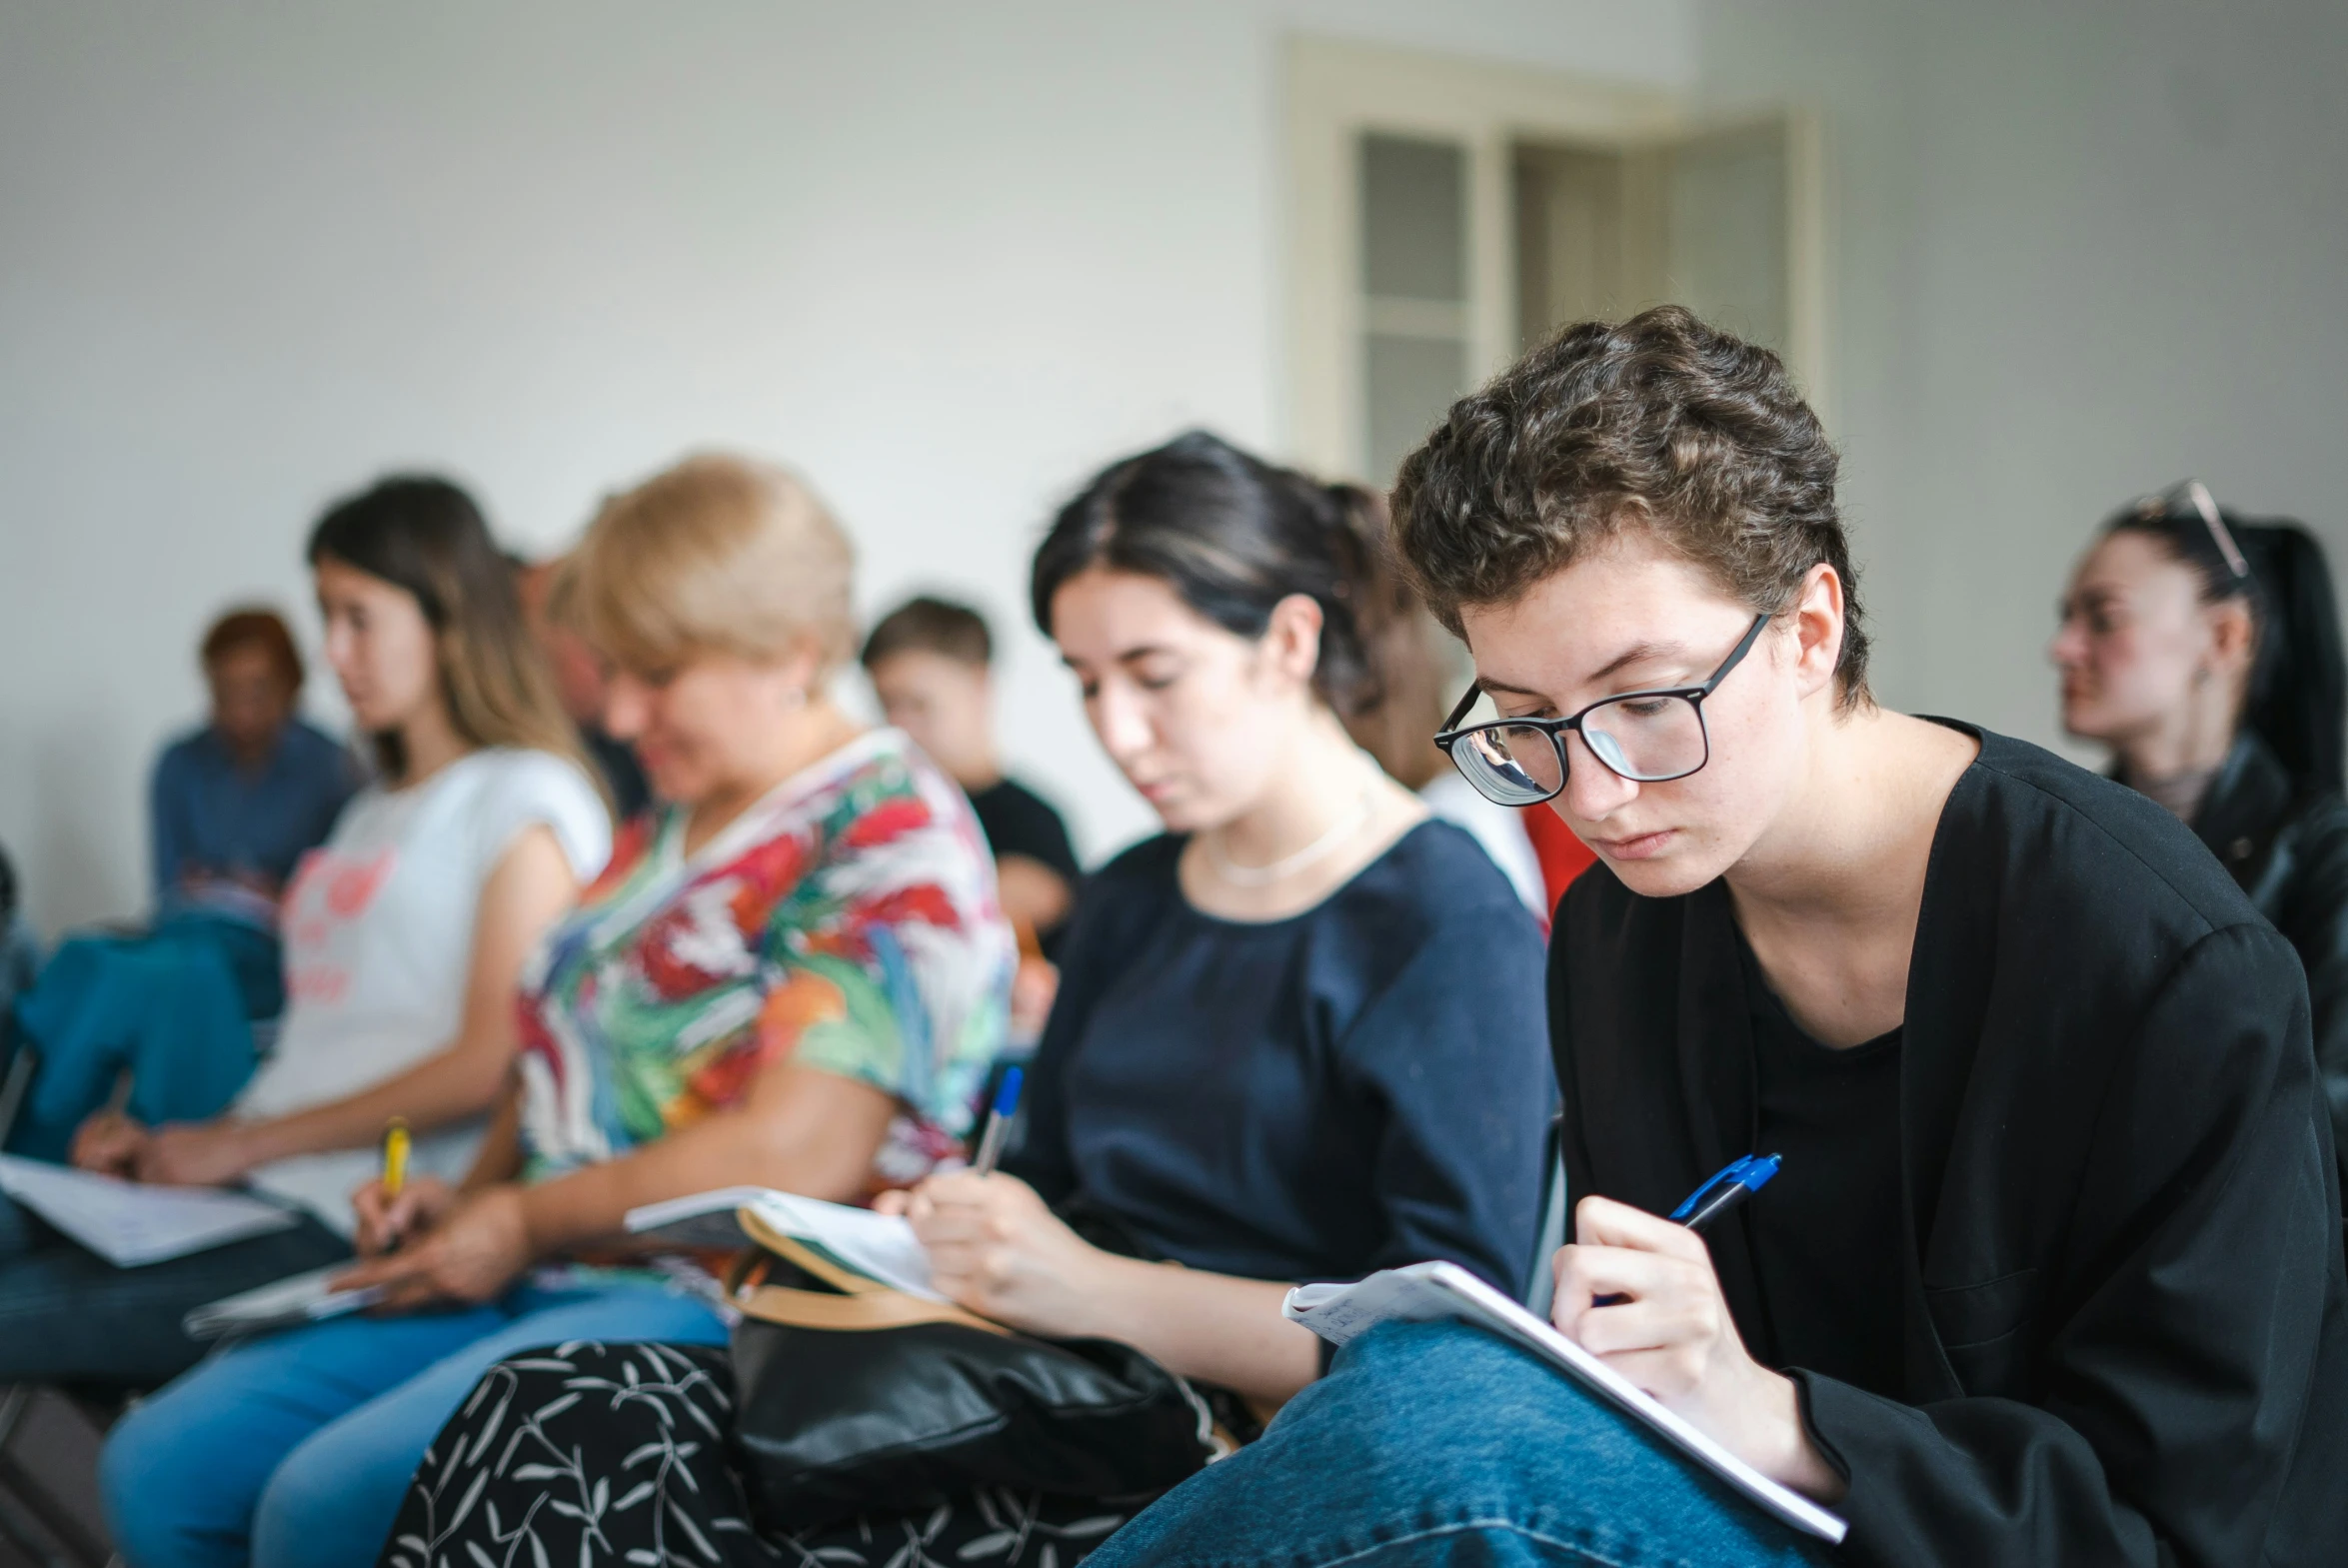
[1668,1152,1782,1233]
[1590,1154,1781,1306]
[970,1066,1026,1177]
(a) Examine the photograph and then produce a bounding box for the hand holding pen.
[1549,1153,1841,1501]
[350,1119,454,1256]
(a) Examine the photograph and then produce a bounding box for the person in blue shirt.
[150,607,356,916]
[5,609,355,1161]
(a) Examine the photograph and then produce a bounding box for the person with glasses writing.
[2053,483,2348,1199]
[1086,309,2348,1568]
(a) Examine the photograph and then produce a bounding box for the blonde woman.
[0,476,608,1390]
[102,455,1016,1568]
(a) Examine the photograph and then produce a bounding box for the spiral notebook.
[1284,1260,1848,1545]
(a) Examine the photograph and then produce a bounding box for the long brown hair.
[307,476,600,800]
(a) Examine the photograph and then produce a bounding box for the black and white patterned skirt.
[378,1342,1160,1568]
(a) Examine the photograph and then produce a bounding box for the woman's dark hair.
[2107,488,2346,793]
[1030,431,1398,716]
[1393,305,1868,711]
[308,475,593,789]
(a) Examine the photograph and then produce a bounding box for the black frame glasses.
[1434,613,1773,805]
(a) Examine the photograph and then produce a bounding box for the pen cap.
[991,1066,1025,1121]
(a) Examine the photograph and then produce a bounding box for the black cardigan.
[2190,732,2348,1196]
[1550,726,2348,1566]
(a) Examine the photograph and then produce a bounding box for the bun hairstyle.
[308,475,594,791]
[2107,484,2347,793]
[1030,430,1399,716]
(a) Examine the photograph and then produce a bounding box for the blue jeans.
[100,1279,730,1568]
[0,1191,348,1387]
[1091,1321,1834,1568]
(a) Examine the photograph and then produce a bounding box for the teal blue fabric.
[5,911,272,1160]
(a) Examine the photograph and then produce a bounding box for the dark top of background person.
[151,607,356,900]
[1007,819,1551,1295]
[2086,492,2348,1196]
[1552,727,2348,1564]
[861,595,1082,941]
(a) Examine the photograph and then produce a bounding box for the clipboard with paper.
[1284,1260,1848,1545]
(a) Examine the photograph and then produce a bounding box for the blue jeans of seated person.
[100,1279,729,1568]
[0,1191,348,1387]
[1088,1320,1834,1568]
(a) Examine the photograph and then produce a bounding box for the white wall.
[0,0,1695,932]
[1693,0,2348,755]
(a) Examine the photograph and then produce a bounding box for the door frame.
[1282,35,1830,482]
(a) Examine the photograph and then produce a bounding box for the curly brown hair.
[1391,305,1870,711]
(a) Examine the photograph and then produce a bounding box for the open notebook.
[624,1186,944,1301]
[1285,1261,1848,1545]
[0,1152,298,1267]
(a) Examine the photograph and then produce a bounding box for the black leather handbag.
[723,1208,1219,1533]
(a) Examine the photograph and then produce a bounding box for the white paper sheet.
[0,1152,299,1267]
[1284,1261,1848,1545]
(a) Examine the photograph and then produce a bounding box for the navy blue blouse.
[1008,819,1553,1297]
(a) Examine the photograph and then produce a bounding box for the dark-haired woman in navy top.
[371,432,1553,1568]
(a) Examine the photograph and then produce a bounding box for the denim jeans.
[100,1278,730,1568]
[0,1190,349,1387]
[1090,1320,1835,1568]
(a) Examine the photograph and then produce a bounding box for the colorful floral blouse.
[515,729,1015,1189]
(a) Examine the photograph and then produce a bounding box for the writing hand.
[333,1185,534,1310]
[70,1111,149,1177]
[896,1171,1113,1339]
[350,1174,459,1257]
[1551,1195,1845,1501]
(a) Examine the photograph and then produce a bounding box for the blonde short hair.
[561,453,857,677]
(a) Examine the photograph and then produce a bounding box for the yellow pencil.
[382,1117,411,1199]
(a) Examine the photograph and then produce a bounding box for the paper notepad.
[0,1152,298,1267]
[1284,1261,1848,1545]
[184,1264,385,1340]
[625,1186,944,1301]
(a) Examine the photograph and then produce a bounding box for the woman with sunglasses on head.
[358,432,1556,1568]
[2053,485,2348,1191]
[1086,310,2348,1568]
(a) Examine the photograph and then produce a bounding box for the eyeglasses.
[1434,613,1773,806]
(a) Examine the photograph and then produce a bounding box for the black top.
[2189,732,2348,1198]
[585,727,653,822]
[1551,725,2348,1566]
[1009,820,1552,1296]
[1738,938,1906,1400]
[970,778,1082,886]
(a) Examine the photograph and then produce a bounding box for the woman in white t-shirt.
[0,475,610,1390]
